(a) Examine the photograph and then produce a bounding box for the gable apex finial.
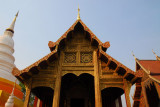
[77,5,80,20]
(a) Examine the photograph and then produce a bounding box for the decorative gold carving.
[64,52,76,63]
[81,52,92,63]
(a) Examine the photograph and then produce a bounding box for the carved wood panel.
[64,52,76,63]
[61,32,95,75]
[80,52,93,63]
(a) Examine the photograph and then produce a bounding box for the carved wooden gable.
[61,22,97,76]
[12,19,139,93]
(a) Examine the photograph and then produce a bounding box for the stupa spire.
[5,11,19,33]
[77,5,80,20]
[5,79,17,107]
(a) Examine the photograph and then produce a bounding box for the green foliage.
[19,82,26,101]
[19,82,35,106]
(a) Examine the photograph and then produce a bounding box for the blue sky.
[0,0,160,106]
[0,0,159,70]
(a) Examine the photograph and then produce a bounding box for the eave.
[12,49,58,82]
[99,49,142,84]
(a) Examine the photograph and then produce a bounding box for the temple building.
[11,8,160,107]
[12,8,141,107]
[0,13,23,106]
[132,51,160,107]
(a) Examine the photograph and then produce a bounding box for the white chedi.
[0,12,18,82]
[0,31,15,70]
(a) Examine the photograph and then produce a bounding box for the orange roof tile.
[139,60,160,74]
[139,60,160,82]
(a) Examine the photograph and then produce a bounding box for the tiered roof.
[133,51,160,84]
[12,17,140,84]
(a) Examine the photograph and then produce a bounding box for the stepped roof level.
[132,52,160,84]
[132,52,160,107]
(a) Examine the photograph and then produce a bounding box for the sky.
[0,0,160,106]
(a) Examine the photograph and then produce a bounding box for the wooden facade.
[12,19,142,107]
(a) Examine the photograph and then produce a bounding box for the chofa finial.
[132,51,139,60]
[152,49,160,60]
[77,5,80,20]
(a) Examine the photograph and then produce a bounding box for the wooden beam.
[131,76,138,83]
[123,72,129,78]
[18,76,24,81]
[114,66,119,73]
[106,60,111,67]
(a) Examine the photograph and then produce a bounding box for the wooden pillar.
[24,86,31,107]
[123,79,131,107]
[93,51,102,107]
[141,82,149,107]
[52,54,62,107]
[24,78,32,107]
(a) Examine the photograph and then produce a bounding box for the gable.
[12,19,140,86]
